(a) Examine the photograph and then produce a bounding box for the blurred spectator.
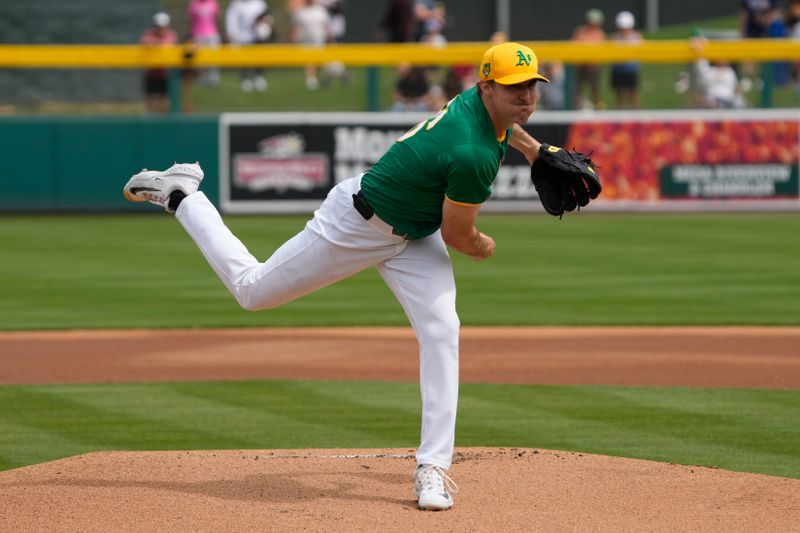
[765,7,789,86]
[391,62,433,111]
[609,11,642,109]
[291,0,332,90]
[739,0,780,81]
[682,38,747,108]
[181,39,201,112]
[317,0,351,87]
[441,66,464,100]
[318,0,346,42]
[447,63,473,94]
[787,0,800,37]
[413,0,445,42]
[694,58,748,108]
[740,0,780,38]
[489,30,508,44]
[188,0,221,87]
[226,0,269,92]
[415,2,447,107]
[571,9,606,109]
[380,0,415,42]
[786,0,800,91]
[420,2,447,46]
[253,7,275,45]
[141,12,178,113]
[537,62,565,110]
[675,31,709,107]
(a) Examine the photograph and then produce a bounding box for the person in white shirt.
[226,0,269,92]
[317,0,346,42]
[682,37,747,108]
[694,59,747,108]
[290,0,332,89]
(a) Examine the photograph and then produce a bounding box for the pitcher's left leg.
[377,230,459,470]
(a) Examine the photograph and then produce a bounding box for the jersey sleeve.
[444,144,498,205]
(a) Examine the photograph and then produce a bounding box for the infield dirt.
[2,326,799,388]
[1,326,799,531]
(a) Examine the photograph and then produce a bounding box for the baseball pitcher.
[124,42,600,511]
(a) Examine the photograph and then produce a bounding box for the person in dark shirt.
[380,0,415,42]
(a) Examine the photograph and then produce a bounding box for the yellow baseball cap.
[479,42,550,85]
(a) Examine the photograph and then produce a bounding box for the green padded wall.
[0,115,219,212]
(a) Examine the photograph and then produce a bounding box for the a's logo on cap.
[515,50,532,66]
[482,62,491,78]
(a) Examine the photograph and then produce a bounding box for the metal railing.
[2,39,797,110]
[2,40,799,67]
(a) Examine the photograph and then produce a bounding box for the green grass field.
[1,213,798,329]
[1,380,798,478]
[1,211,799,478]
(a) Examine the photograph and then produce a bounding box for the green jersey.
[361,86,509,239]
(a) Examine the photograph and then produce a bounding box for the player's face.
[492,79,538,124]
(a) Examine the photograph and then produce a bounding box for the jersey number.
[396,97,455,142]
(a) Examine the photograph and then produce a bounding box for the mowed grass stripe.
[0,380,798,479]
[170,380,422,448]
[1,213,799,328]
[0,418,95,470]
[458,386,800,478]
[0,380,423,470]
[0,385,259,450]
[468,213,800,325]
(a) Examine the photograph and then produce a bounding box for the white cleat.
[415,464,458,511]
[123,162,204,213]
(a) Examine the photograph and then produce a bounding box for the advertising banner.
[566,112,800,203]
[221,110,800,214]
[660,164,798,198]
[220,112,568,214]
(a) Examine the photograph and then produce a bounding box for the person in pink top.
[188,0,221,86]
[141,12,178,113]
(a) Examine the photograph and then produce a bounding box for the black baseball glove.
[530,143,602,217]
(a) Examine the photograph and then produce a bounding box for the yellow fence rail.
[1,39,799,68]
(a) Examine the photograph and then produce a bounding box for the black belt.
[352,191,409,239]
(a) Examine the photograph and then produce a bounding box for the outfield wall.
[0,115,219,212]
[1,109,799,213]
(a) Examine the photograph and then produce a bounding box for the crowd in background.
[140,0,800,113]
[141,0,349,111]
[382,3,646,112]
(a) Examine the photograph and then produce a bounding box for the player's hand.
[469,233,495,261]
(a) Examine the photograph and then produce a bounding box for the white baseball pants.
[175,176,459,469]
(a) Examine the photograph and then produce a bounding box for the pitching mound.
[1,447,798,532]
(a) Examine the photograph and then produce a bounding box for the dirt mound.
[1,447,798,532]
